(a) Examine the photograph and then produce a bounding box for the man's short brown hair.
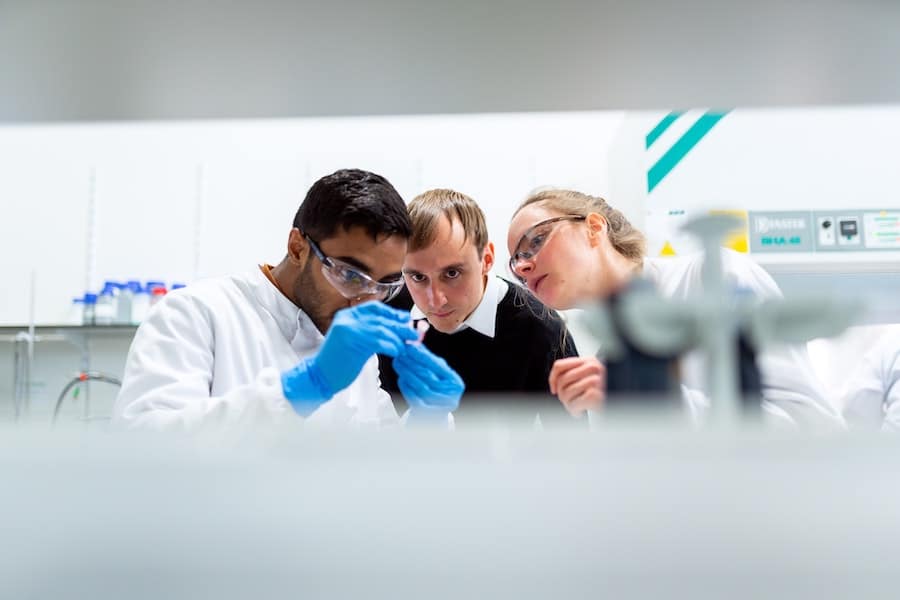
[407,189,489,253]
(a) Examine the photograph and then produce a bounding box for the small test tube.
[411,319,429,344]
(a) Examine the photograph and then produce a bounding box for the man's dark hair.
[293,169,411,241]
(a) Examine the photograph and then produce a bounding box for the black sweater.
[379,278,579,427]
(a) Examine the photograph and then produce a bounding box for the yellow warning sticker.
[708,209,749,253]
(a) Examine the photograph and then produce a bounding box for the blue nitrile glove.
[282,302,418,416]
[393,342,464,425]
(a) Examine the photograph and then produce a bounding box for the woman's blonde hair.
[515,189,646,261]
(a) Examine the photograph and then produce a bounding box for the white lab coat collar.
[251,266,324,354]
[410,275,508,338]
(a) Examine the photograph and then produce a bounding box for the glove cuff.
[281,357,335,416]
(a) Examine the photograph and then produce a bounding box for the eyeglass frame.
[508,215,587,282]
[303,232,405,301]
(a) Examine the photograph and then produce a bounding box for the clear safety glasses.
[508,215,586,282]
[304,234,405,302]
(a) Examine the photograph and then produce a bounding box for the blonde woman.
[507,189,844,430]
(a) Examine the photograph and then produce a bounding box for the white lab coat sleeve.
[841,346,888,430]
[755,345,843,430]
[882,356,900,432]
[679,382,797,429]
[722,251,845,430]
[356,369,401,428]
[842,332,900,432]
[112,293,295,432]
[372,387,400,425]
[874,332,900,432]
[301,357,401,430]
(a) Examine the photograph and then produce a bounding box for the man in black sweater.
[378,189,579,428]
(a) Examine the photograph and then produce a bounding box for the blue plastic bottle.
[82,293,98,326]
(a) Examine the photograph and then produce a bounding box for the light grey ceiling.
[2,0,899,122]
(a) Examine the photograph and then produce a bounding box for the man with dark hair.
[379,188,579,428]
[114,169,463,431]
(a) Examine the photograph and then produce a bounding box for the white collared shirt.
[410,275,508,338]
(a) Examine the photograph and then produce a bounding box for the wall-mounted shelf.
[0,325,138,343]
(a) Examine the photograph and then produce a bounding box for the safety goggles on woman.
[304,233,405,301]
[508,215,586,282]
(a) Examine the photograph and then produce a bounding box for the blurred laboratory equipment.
[2,425,899,600]
[582,214,859,425]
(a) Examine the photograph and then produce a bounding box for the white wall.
[0,112,625,326]
[8,105,900,328]
[6,105,900,421]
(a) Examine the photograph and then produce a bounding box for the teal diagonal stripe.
[647,110,729,193]
[646,111,683,148]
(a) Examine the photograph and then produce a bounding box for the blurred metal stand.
[12,331,32,420]
[583,215,860,426]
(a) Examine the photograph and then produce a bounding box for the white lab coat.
[841,331,900,432]
[112,267,398,432]
[643,249,845,430]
